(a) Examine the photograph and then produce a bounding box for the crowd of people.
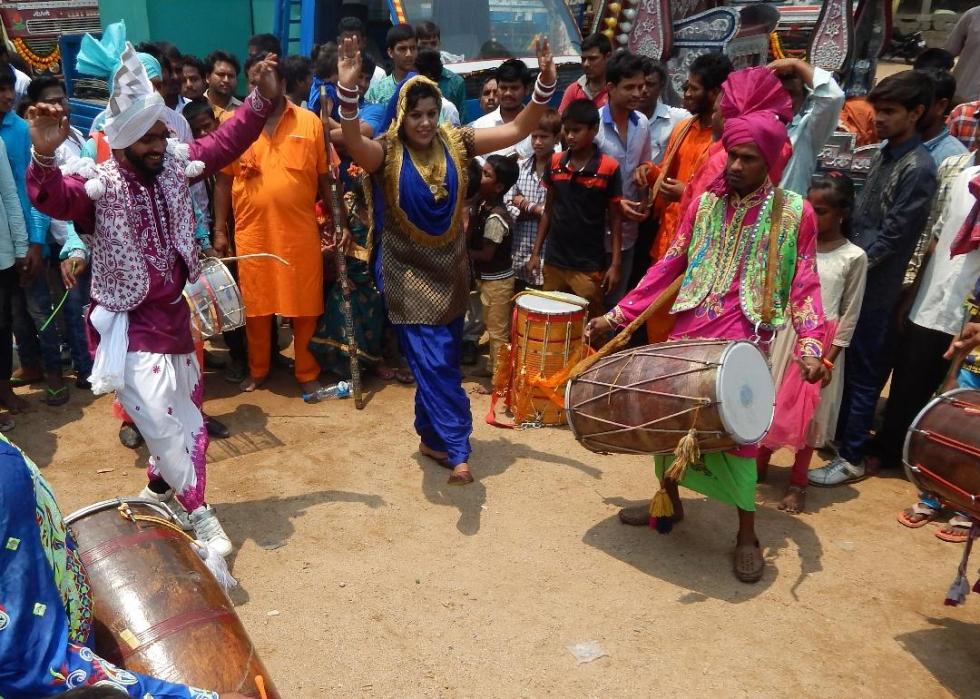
[1,9,980,697]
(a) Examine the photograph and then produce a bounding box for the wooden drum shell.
[511,300,586,426]
[66,500,279,698]
[904,388,980,520]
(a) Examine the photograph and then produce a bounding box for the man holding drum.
[587,68,829,583]
[25,44,284,557]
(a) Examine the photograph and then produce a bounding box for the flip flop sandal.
[897,502,938,529]
[42,387,70,406]
[395,369,415,385]
[733,541,764,583]
[935,517,972,543]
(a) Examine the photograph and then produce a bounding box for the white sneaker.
[188,505,233,558]
[138,486,192,530]
[808,456,866,487]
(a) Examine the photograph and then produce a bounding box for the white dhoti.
[115,351,209,512]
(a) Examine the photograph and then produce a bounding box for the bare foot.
[239,375,267,393]
[11,366,43,385]
[447,463,473,485]
[778,486,806,514]
[475,384,493,395]
[419,442,450,465]
[0,384,28,413]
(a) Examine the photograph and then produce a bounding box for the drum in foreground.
[904,388,980,520]
[511,292,588,425]
[65,499,279,698]
[184,257,245,339]
[565,339,775,455]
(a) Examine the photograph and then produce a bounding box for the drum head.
[516,292,587,315]
[715,341,775,444]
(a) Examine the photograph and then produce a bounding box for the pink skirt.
[763,320,838,452]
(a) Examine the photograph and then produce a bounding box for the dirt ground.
[15,349,980,698]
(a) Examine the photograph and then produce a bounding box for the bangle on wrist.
[821,357,835,371]
[339,105,360,121]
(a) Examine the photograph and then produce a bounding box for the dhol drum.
[510,292,588,426]
[65,498,280,698]
[565,339,775,454]
[184,257,245,339]
[904,388,980,520]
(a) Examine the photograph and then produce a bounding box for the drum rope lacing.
[117,502,194,541]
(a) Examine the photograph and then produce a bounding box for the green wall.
[98,0,276,60]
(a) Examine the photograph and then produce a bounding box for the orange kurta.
[839,97,879,147]
[224,102,327,318]
[650,118,714,261]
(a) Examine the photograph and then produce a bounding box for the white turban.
[103,42,170,150]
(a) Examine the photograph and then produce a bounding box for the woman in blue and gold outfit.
[337,35,557,485]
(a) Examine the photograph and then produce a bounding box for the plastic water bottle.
[306,381,351,402]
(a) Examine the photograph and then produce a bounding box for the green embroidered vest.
[672,188,804,328]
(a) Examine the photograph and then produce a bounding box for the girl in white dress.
[757,173,868,513]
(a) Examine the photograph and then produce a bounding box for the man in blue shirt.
[594,51,651,307]
[918,68,969,167]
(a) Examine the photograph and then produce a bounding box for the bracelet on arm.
[31,147,57,168]
[821,357,835,371]
[339,105,360,121]
[532,74,557,105]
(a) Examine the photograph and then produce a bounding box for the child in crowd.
[468,155,520,394]
[757,173,868,513]
[526,99,623,318]
[508,108,560,290]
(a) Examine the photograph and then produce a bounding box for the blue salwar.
[395,317,473,466]
[0,438,215,698]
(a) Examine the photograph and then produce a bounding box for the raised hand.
[338,36,363,90]
[534,36,557,86]
[252,53,282,101]
[26,103,69,156]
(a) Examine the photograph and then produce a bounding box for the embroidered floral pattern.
[89,154,200,312]
[791,294,820,332]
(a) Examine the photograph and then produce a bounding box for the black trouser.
[0,266,18,381]
[872,320,953,467]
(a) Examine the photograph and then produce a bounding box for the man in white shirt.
[871,140,980,472]
[639,58,689,164]
[471,59,535,158]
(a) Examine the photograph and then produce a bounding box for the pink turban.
[718,67,794,181]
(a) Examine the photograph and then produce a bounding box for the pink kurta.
[611,186,826,459]
[28,92,271,354]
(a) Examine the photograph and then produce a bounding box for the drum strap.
[760,188,785,329]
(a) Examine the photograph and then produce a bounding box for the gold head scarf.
[382,75,469,246]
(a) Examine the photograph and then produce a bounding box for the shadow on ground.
[583,497,825,602]
[896,616,980,698]
[417,434,602,537]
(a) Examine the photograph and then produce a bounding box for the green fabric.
[672,189,804,328]
[654,451,757,512]
[310,221,385,378]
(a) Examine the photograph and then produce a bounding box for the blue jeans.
[62,268,92,376]
[13,266,62,374]
[836,303,891,464]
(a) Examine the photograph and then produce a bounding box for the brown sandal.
[733,540,764,583]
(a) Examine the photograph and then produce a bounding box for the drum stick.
[568,274,684,381]
[221,253,291,266]
[321,86,365,410]
[255,675,269,699]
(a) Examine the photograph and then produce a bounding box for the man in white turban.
[26,44,282,556]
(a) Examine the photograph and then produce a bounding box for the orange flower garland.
[12,37,60,72]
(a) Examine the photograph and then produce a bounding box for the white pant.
[116,351,208,511]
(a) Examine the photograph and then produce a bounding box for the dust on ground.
[17,356,979,698]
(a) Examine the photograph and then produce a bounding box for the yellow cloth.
[224,102,328,318]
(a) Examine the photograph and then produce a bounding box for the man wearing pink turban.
[587,67,827,583]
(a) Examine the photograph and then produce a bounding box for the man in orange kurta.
[645,54,731,263]
[216,54,330,395]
